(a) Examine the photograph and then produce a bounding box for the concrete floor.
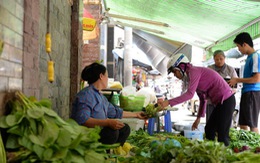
[170,107,206,132]
[170,107,205,124]
[170,107,260,132]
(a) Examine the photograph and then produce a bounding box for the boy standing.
[229,32,260,133]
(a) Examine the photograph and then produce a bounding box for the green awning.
[103,0,260,55]
[207,21,260,57]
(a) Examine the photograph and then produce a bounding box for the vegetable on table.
[144,103,161,118]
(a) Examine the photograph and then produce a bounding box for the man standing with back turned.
[229,32,260,133]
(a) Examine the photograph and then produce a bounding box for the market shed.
[103,0,260,54]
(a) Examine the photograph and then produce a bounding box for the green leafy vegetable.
[144,103,160,118]
[0,91,116,162]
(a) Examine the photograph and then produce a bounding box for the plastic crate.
[184,130,204,140]
[119,95,145,111]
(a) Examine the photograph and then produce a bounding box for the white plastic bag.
[136,87,157,107]
[121,86,136,96]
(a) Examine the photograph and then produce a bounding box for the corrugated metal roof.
[103,0,260,54]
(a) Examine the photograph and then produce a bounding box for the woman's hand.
[123,111,147,119]
[157,100,169,110]
[107,119,125,130]
[192,117,200,130]
[136,111,148,119]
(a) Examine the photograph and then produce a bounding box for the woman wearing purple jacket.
[158,53,236,146]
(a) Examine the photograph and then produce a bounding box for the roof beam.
[106,12,169,27]
[115,21,165,35]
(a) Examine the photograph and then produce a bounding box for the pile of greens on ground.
[118,129,260,163]
[229,128,260,153]
[3,92,260,163]
[0,130,6,163]
[0,91,118,163]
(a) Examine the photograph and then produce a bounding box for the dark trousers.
[205,94,235,146]
[206,104,214,123]
[99,123,130,146]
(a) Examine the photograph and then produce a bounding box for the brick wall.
[23,0,40,97]
[0,0,24,115]
[82,4,100,68]
[38,0,72,119]
[0,0,75,119]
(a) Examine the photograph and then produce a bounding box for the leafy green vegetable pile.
[3,92,260,163]
[0,91,118,162]
[0,130,6,163]
[229,128,260,153]
[118,129,260,163]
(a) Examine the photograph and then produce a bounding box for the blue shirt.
[242,51,260,93]
[71,84,123,125]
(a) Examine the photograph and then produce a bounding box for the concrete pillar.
[123,27,133,87]
[70,0,82,117]
[100,23,107,66]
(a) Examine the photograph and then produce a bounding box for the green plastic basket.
[119,95,145,111]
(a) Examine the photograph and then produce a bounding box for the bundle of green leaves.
[0,91,118,162]
[144,103,160,118]
[119,129,260,163]
[229,128,260,153]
